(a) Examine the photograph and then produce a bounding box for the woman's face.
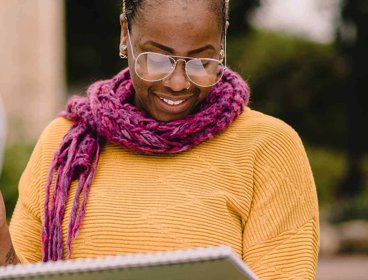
[120,1,223,122]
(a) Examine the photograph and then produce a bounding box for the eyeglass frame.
[125,22,228,88]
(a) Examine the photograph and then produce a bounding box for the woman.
[0,0,319,278]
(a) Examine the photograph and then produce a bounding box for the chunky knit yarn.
[41,67,250,262]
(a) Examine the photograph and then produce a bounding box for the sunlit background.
[0,0,367,279]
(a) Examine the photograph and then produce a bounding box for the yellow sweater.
[9,107,319,279]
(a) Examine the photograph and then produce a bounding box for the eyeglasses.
[126,28,227,88]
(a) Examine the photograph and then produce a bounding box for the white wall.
[0,0,65,144]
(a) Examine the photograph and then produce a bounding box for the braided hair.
[122,0,230,34]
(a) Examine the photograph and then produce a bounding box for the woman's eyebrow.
[188,45,216,55]
[143,40,216,55]
[144,41,174,53]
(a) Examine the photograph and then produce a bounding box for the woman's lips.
[153,93,195,115]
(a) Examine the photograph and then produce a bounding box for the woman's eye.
[149,59,169,67]
[151,59,165,64]
[190,61,207,70]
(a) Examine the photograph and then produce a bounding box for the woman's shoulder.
[38,117,73,148]
[238,106,298,133]
[226,106,309,159]
[234,106,303,145]
[36,117,73,154]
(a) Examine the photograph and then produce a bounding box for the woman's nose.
[162,60,190,91]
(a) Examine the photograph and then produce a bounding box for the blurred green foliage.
[328,154,368,223]
[307,147,346,206]
[228,30,347,149]
[0,145,33,221]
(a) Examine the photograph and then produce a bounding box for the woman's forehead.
[133,0,222,34]
[131,3,222,53]
[134,25,221,55]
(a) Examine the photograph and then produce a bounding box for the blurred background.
[0,0,367,279]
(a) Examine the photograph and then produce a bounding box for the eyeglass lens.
[135,53,224,87]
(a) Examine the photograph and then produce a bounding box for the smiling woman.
[1,0,319,279]
[121,0,228,121]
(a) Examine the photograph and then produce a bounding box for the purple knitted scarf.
[41,67,250,262]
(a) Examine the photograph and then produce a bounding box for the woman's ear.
[119,14,128,55]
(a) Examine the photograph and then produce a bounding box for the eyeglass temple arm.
[126,25,137,60]
[224,33,227,68]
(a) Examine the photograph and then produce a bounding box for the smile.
[154,93,195,115]
[159,97,187,106]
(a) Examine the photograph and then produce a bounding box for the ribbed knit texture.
[9,107,319,279]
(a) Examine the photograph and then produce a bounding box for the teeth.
[160,97,186,106]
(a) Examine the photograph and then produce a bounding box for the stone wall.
[0,0,65,144]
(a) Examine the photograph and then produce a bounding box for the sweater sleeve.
[8,134,44,263]
[9,118,72,264]
[243,118,319,279]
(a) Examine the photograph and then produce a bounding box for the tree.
[337,0,368,197]
[228,0,260,35]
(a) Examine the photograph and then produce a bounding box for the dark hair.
[122,0,229,34]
